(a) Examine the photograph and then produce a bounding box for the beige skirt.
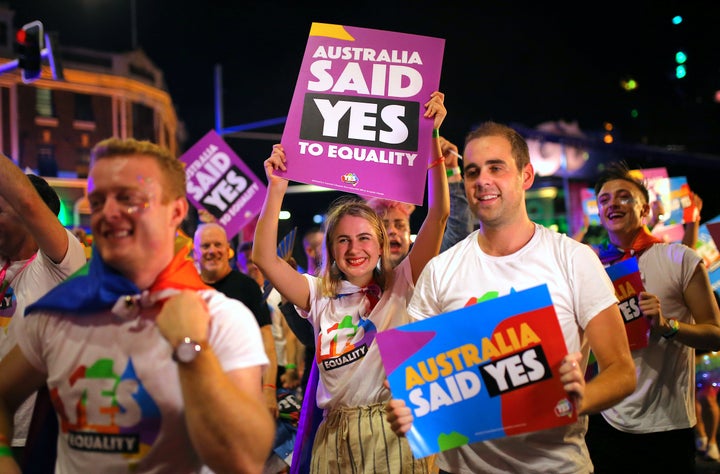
[309,403,434,474]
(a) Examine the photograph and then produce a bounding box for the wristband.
[0,445,12,457]
[0,433,8,445]
[446,167,461,178]
[285,363,297,370]
[432,128,440,138]
[427,158,445,169]
[662,318,680,339]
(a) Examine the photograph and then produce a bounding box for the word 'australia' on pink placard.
[604,257,650,350]
[179,130,267,240]
[279,23,445,205]
[376,284,576,458]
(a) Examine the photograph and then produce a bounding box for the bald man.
[193,223,279,418]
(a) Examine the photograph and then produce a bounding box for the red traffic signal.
[16,21,44,83]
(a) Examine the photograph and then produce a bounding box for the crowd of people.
[0,90,718,474]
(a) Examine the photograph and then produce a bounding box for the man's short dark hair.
[26,174,61,216]
[593,162,650,205]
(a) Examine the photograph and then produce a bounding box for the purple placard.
[179,130,267,240]
[279,23,445,205]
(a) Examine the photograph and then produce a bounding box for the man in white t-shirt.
[585,162,720,473]
[386,121,637,474]
[0,154,87,467]
[0,138,274,473]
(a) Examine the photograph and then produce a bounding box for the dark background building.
[0,5,178,229]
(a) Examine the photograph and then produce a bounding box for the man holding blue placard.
[386,121,636,473]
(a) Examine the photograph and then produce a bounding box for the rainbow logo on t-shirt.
[51,357,161,463]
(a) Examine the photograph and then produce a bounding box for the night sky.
[9,1,720,244]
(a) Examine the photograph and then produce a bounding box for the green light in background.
[676,64,687,79]
[58,199,71,226]
[631,109,639,118]
[675,51,687,64]
[672,15,683,25]
[621,79,638,91]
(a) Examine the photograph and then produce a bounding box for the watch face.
[175,339,201,363]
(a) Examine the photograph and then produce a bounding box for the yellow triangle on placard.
[309,23,355,41]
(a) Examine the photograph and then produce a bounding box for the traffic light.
[16,21,44,83]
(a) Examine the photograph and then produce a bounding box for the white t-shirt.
[0,228,86,446]
[601,243,701,433]
[17,289,268,474]
[408,225,618,474]
[301,258,413,410]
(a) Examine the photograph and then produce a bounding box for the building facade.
[0,6,180,228]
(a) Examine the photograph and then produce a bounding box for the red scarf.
[27,239,209,316]
[598,227,664,266]
[150,240,209,293]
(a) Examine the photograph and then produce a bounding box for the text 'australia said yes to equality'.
[300,46,427,152]
[403,322,554,418]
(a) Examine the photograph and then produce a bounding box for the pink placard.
[180,130,267,240]
[279,23,445,205]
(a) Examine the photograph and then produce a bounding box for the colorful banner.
[376,284,575,458]
[627,167,681,242]
[648,176,698,243]
[629,166,668,217]
[629,167,669,212]
[581,188,600,226]
[179,130,267,240]
[279,23,445,205]
[605,257,650,350]
[696,215,720,294]
[666,176,697,225]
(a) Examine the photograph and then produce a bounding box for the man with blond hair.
[0,138,274,473]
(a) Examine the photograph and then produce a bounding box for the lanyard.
[0,254,37,301]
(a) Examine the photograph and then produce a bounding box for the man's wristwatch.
[172,337,204,363]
